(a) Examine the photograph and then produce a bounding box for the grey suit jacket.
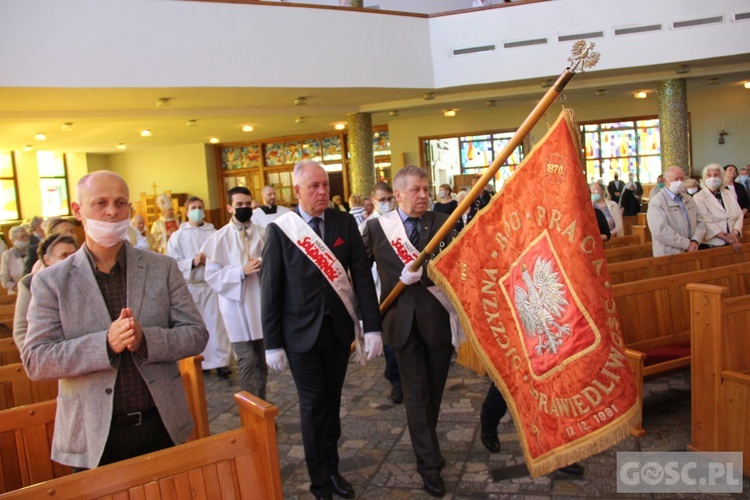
[22,244,208,469]
[646,190,705,256]
[362,210,452,349]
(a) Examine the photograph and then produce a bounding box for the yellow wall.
[106,144,216,208]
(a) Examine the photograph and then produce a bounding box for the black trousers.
[98,408,174,467]
[287,315,350,498]
[480,382,508,431]
[394,319,453,477]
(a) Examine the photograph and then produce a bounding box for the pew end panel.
[179,355,210,441]
[625,348,646,437]
[720,369,750,476]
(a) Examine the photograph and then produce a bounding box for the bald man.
[22,171,208,470]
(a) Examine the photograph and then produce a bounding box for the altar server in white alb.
[251,185,290,229]
[201,187,268,400]
[166,196,232,377]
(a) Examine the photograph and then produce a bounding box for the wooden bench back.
[0,304,14,327]
[621,215,638,236]
[603,234,642,248]
[613,261,750,351]
[0,338,21,366]
[608,243,750,285]
[0,392,282,499]
[604,243,652,263]
[0,363,58,411]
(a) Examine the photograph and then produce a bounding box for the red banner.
[428,110,639,477]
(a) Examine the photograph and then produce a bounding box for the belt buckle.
[126,411,143,426]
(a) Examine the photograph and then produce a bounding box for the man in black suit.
[362,165,453,497]
[261,160,382,500]
[607,173,625,203]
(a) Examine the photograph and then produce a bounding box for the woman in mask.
[590,181,623,238]
[722,164,749,217]
[0,226,29,293]
[684,178,700,196]
[693,163,743,251]
[433,184,457,215]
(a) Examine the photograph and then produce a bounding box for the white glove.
[364,332,383,361]
[266,348,288,371]
[400,263,423,285]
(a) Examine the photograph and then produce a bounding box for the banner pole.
[379,41,600,314]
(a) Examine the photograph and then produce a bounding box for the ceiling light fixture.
[22,145,33,152]
[675,64,690,74]
[186,119,197,127]
[745,81,750,89]
[61,122,75,131]
[708,77,720,85]
[486,100,496,107]
[242,125,254,132]
[540,79,554,88]
[595,89,607,97]
[423,92,435,101]
[156,97,171,108]
[443,109,456,117]
[389,110,400,117]
[209,137,220,144]
[116,143,127,150]
[34,133,47,141]
[295,116,305,124]
[294,97,307,106]
[634,91,647,99]
[140,129,152,137]
[334,123,346,131]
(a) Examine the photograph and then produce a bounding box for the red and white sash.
[273,212,366,362]
[377,210,465,349]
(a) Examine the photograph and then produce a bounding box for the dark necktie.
[406,217,421,248]
[310,217,322,238]
[714,191,725,209]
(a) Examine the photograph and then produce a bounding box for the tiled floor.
[203,356,749,499]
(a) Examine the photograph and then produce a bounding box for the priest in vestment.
[151,193,180,253]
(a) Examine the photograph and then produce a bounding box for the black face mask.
[233,207,253,223]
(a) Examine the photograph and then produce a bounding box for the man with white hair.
[646,165,706,257]
[261,160,382,500]
[1,226,29,293]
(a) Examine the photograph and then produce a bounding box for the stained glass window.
[36,151,70,217]
[1,151,19,221]
[581,117,661,183]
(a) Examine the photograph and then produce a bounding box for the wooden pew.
[0,338,21,366]
[604,243,652,263]
[0,363,57,411]
[603,234,642,249]
[607,243,750,285]
[621,215,638,236]
[0,355,210,493]
[614,261,750,436]
[630,224,650,243]
[0,392,282,499]
[0,304,14,328]
[687,283,750,476]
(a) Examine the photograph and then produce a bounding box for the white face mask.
[377,200,395,214]
[14,240,30,251]
[705,177,722,191]
[687,187,698,195]
[84,217,131,247]
[187,208,205,223]
[667,180,684,195]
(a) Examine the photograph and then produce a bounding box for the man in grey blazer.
[22,171,208,470]
[646,166,706,257]
[362,165,453,497]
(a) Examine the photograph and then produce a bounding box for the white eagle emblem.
[514,257,571,355]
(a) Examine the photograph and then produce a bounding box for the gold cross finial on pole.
[568,40,600,73]
[151,182,158,195]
